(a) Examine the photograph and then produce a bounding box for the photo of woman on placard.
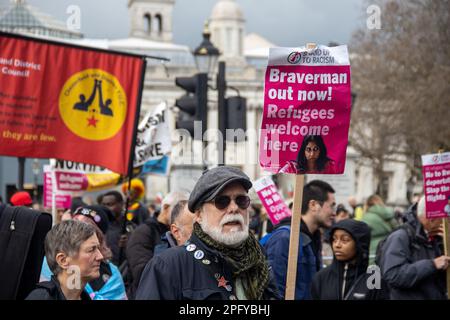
[279,135,337,174]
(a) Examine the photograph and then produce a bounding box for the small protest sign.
[422,152,450,219]
[43,165,71,209]
[254,176,292,225]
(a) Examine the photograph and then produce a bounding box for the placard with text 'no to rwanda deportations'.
[422,152,450,219]
[254,176,292,225]
[259,45,351,175]
[0,33,145,174]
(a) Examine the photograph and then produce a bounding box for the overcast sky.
[1,0,366,48]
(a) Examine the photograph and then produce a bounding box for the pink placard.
[422,152,450,219]
[43,172,72,209]
[259,46,351,174]
[254,176,292,225]
[55,172,89,191]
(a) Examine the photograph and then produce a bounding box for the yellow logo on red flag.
[59,69,127,140]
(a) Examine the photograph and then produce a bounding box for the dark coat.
[380,203,446,300]
[25,276,91,300]
[311,219,387,300]
[125,216,169,294]
[154,231,178,256]
[136,234,281,300]
[264,218,321,300]
[128,202,150,225]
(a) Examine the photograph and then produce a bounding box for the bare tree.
[349,0,450,197]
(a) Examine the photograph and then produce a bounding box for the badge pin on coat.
[186,244,196,252]
[216,275,231,291]
[194,250,204,260]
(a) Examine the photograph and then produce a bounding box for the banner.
[254,176,292,225]
[259,45,351,174]
[43,165,71,209]
[134,102,171,167]
[50,159,121,192]
[422,152,450,219]
[141,155,170,176]
[0,32,145,174]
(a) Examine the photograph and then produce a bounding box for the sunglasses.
[212,195,251,210]
[305,146,319,152]
[73,207,101,223]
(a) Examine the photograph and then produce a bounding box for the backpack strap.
[401,223,420,252]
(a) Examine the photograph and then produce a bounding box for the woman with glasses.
[280,135,336,174]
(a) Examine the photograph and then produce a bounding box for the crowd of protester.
[1,167,448,300]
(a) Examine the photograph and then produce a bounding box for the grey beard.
[199,214,249,246]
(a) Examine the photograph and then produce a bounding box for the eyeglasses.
[212,195,251,210]
[305,146,319,152]
[73,207,101,223]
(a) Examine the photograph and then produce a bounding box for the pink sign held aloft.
[254,176,292,225]
[259,45,352,175]
[43,166,72,209]
[422,152,450,219]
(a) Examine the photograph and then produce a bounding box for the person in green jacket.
[361,195,398,264]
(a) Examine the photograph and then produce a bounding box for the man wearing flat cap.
[136,166,280,300]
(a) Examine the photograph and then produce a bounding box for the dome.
[210,0,244,21]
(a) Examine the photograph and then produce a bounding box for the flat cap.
[188,166,252,212]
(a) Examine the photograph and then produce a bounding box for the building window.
[226,27,232,55]
[379,172,392,203]
[154,14,162,35]
[213,28,220,48]
[144,13,151,35]
[238,28,243,55]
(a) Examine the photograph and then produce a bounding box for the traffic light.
[175,73,208,139]
[225,96,246,142]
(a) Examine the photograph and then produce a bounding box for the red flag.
[0,32,145,174]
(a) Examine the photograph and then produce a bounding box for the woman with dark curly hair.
[280,135,336,174]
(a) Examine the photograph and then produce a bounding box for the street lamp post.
[18,157,25,190]
[192,22,226,166]
[217,61,226,166]
[193,22,220,74]
[32,158,40,202]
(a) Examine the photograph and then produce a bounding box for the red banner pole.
[118,58,147,265]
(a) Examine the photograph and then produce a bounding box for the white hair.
[199,210,249,246]
[417,196,426,217]
[162,191,189,208]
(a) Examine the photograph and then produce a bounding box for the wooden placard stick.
[436,148,450,299]
[285,174,305,300]
[443,217,450,299]
[284,42,316,300]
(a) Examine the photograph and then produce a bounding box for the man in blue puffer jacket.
[264,180,336,299]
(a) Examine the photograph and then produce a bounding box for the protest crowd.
[0,165,449,301]
[0,0,448,303]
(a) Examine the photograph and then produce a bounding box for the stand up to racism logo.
[59,69,127,141]
[287,51,302,64]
